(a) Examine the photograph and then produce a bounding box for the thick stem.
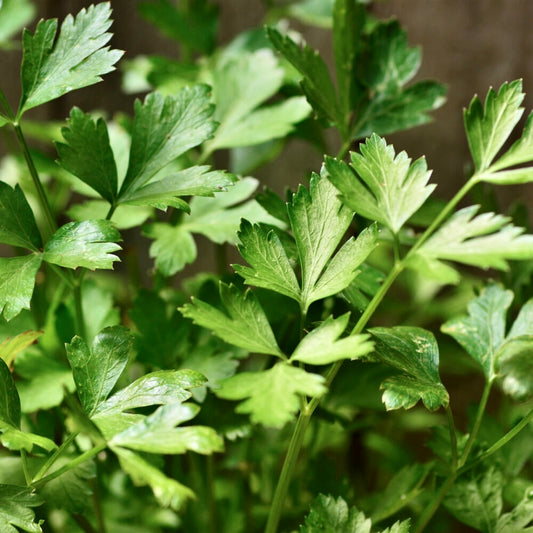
[13,122,57,238]
[21,450,32,486]
[264,408,312,533]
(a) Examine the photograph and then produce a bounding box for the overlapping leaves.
[0,484,43,533]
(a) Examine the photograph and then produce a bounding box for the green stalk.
[414,473,457,533]
[74,282,87,339]
[32,443,107,488]
[21,449,32,486]
[13,122,57,238]
[445,405,458,470]
[32,432,79,483]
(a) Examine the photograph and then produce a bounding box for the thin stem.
[446,405,458,470]
[74,282,87,339]
[458,407,533,476]
[105,203,116,221]
[33,432,79,483]
[336,138,352,160]
[459,380,492,467]
[21,450,32,485]
[48,263,75,289]
[72,514,97,533]
[414,473,457,533]
[91,478,107,533]
[32,443,107,488]
[206,455,217,533]
[265,408,312,533]
[13,122,57,238]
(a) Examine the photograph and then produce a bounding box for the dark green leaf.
[43,220,121,270]
[370,326,449,410]
[444,467,503,532]
[118,87,216,199]
[464,80,525,172]
[0,255,42,321]
[180,282,284,357]
[0,484,43,533]
[19,3,123,114]
[0,358,20,428]
[291,313,373,365]
[109,403,224,455]
[442,284,512,381]
[255,187,290,225]
[267,27,342,126]
[56,107,118,203]
[325,135,435,234]
[217,362,326,428]
[233,220,300,301]
[94,369,206,416]
[112,446,194,510]
[0,182,42,250]
[66,326,132,415]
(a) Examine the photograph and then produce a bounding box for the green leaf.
[0,255,42,321]
[118,87,216,199]
[301,494,371,533]
[291,313,373,365]
[217,362,326,428]
[288,172,353,310]
[0,182,42,250]
[0,484,43,533]
[495,487,533,533]
[0,359,56,452]
[56,107,118,203]
[180,282,284,357]
[442,284,513,381]
[94,369,206,416]
[325,135,435,234]
[68,200,152,230]
[411,206,533,278]
[120,166,235,210]
[233,220,300,301]
[267,27,342,126]
[0,330,42,366]
[112,446,194,510]
[19,3,123,114]
[370,326,449,411]
[495,337,533,400]
[0,0,36,45]
[444,467,503,532]
[333,0,365,118]
[109,403,224,455]
[43,220,121,270]
[65,326,132,415]
[464,80,525,172]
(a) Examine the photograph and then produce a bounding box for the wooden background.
[2,0,533,205]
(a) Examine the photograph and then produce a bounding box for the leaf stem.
[74,281,87,339]
[33,432,79,483]
[459,380,492,467]
[21,449,32,485]
[13,122,57,238]
[32,443,107,488]
[445,404,458,470]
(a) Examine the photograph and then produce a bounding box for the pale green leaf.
[0,331,42,366]
[120,166,235,210]
[267,27,342,126]
[43,220,121,270]
[0,0,35,45]
[68,200,152,230]
[310,223,378,302]
[495,487,533,533]
[292,313,373,365]
[216,362,326,428]
[326,135,435,233]
[444,467,503,532]
[144,223,196,276]
[112,446,194,510]
[301,494,371,533]
[288,172,353,310]
[65,326,132,415]
[464,80,525,172]
[370,326,449,410]
[412,206,533,275]
[491,112,533,172]
[0,182,42,250]
[233,220,300,301]
[94,369,206,416]
[0,255,42,321]
[118,86,216,199]
[56,107,118,203]
[180,282,283,357]
[109,403,224,455]
[19,3,123,114]
[288,0,334,28]
[0,484,43,533]
[442,284,513,381]
[495,337,533,400]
